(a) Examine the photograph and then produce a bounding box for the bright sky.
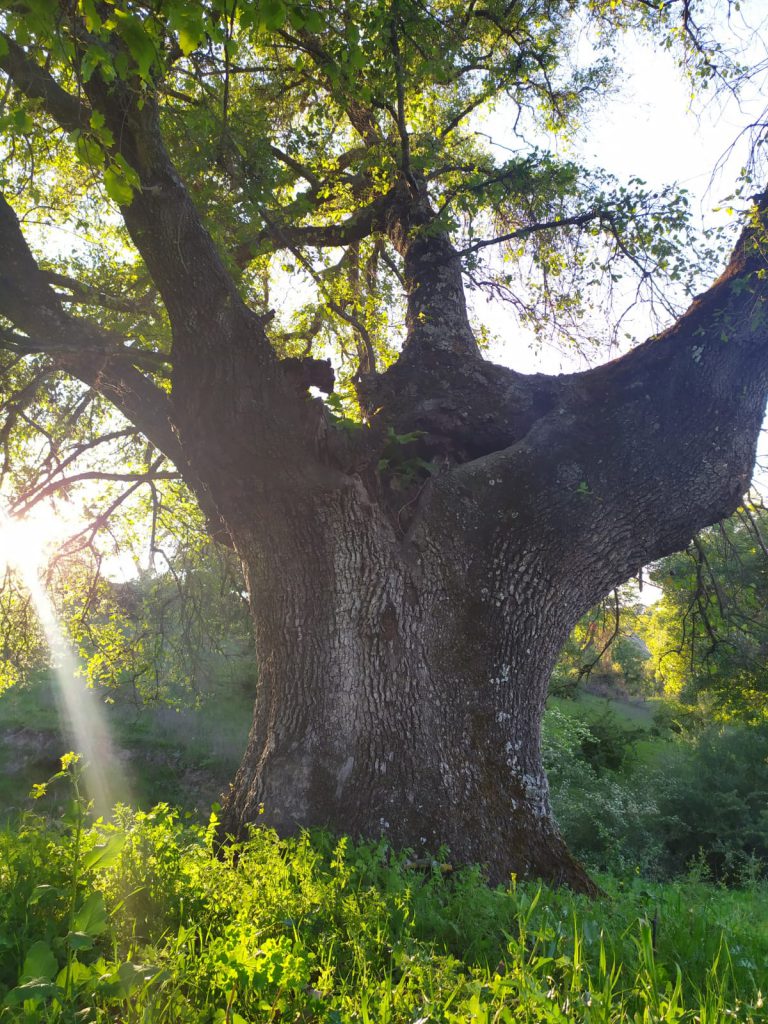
[479,25,768,375]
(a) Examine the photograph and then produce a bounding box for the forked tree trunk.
[215,198,768,893]
[220,476,596,890]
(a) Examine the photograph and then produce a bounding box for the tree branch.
[389,4,418,196]
[0,325,170,373]
[16,468,179,512]
[0,32,89,131]
[0,29,271,367]
[438,191,768,613]
[269,145,322,190]
[457,208,605,256]
[235,190,396,266]
[577,591,621,682]
[0,193,179,460]
[44,270,158,317]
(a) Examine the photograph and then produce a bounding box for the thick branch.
[0,32,271,371]
[0,194,180,466]
[0,325,169,373]
[438,191,768,613]
[0,32,89,130]
[44,270,158,317]
[235,191,396,266]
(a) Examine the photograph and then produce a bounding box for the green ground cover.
[0,674,253,819]
[0,761,766,1023]
[3,682,768,1021]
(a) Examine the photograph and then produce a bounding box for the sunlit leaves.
[103,157,141,207]
[643,503,768,723]
[0,0,741,364]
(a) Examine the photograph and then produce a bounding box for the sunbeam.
[0,508,128,817]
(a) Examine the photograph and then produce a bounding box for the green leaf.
[56,959,96,990]
[81,0,102,32]
[73,131,106,169]
[3,979,60,1007]
[20,941,57,982]
[27,884,63,906]
[82,832,126,872]
[214,1010,248,1024]
[117,961,159,996]
[73,892,108,937]
[260,0,287,30]
[80,43,112,83]
[178,24,201,55]
[89,110,115,148]
[114,12,156,80]
[66,931,95,950]
[12,108,33,132]
[303,9,324,32]
[168,3,206,56]
[104,166,135,206]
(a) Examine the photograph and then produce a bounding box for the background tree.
[1,0,767,890]
[643,500,768,722]
[551,586,649,698]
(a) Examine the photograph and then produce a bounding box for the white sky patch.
[475,28,768,376]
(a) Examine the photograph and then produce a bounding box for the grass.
[0,673,254,822]
[0,761,766,1023]
[2,684,768,1021]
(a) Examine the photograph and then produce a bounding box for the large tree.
[1,0,767,891]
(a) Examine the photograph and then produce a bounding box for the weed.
[1,784,766,1022]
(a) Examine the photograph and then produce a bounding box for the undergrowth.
[0,757,767,1022]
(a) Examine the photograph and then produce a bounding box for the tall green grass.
[0,758,766,1022]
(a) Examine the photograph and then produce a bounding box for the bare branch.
[14,468,179,514]
[457,208,605,256]
[577,590,621,682]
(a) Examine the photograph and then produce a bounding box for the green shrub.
[653,726,768,881]
[1,763,767,1023]
[543,704,664,876]
[543,704,768,883]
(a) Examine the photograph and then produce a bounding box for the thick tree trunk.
[219,475,596,890]
[215,204,768,893]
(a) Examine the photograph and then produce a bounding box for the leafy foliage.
[1,770,767,1022]
[643,502,768,721]
[551,587,650,698]
[543,699,768,883]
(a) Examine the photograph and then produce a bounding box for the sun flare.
[0,506,82,576]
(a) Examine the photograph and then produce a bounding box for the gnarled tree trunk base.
[218,478,597,894]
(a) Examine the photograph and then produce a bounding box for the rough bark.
[218,475,595,891]
[3,36,768,892]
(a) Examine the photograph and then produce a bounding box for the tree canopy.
[0,0,759,603]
